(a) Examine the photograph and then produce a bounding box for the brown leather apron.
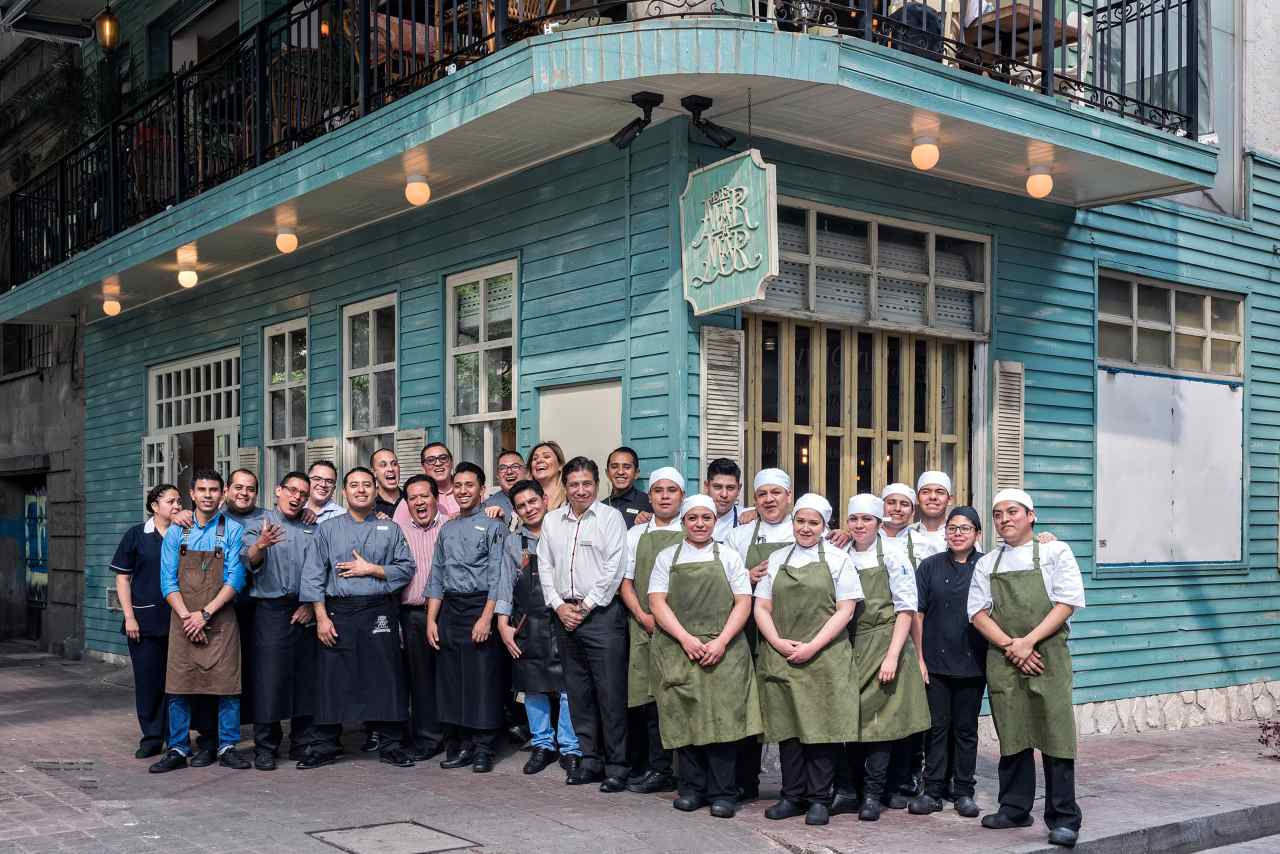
[165,518,242,695]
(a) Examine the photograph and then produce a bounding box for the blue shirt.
[160,512,246,598]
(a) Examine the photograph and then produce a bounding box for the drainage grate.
[310,821,478,854]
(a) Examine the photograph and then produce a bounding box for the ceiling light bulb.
[1026,167,1054,199]
[276,229,299,254]
[102,299,121,316]
[910,136,939,171]
[178,269,199,288]
[405,175,431,206]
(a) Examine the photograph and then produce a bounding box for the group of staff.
[111,441,1085,849]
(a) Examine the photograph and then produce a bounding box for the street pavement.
[2,640,1280,854]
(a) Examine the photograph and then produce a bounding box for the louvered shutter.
[700,326,745,470]
[395,428,428,480]
[305,437,339,470]
[992,360,1024,492]
[236,446,260,477]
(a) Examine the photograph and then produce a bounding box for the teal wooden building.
[1,0,1276,725]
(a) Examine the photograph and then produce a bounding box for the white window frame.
[446,259,518,470]
[263,318,309,492]
[342,294,398,471]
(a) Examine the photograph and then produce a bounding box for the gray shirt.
[225,505,268,561]
[497,526,540,607]
[243,509,317,599]
[300,512,415,602]
[483,489,514,519]
[426,509,513,615]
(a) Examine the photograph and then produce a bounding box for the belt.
[562,597,583,605]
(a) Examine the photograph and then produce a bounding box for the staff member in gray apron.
[755,494,862,827]
[298,466,416,770]
[648,494,762,819]
[149,468,250,773]
[968,489,1085,849]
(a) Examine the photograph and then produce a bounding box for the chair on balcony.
[343,9,447,96]
[268,44,353,152]
[958,1,1083,87]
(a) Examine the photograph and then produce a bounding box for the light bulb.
[276,229,298,254]
[103,299,121,316]
[404,175,431,206]
[178,269,199,288]
[910,136,939,171]
[1026,167,1054,199]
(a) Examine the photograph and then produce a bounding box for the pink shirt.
[395,510,445,606]
[436,485,460,519]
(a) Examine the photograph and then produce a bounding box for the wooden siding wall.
[81,129,679,657]
[684,136,1280,704]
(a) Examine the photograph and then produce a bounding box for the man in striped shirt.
[396,474,446,762]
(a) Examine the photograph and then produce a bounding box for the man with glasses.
[482,450,528,521]
[306,461,346,524]
[421,442,461,518]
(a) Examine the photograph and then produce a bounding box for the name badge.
[376,525,389,531]
[625,507,639,515]
[580,539,593,548]
[474,525,486,532]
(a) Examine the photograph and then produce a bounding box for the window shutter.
[236,446,260,477]
[992,360,1024,492]
[395,428,428,480]
[699,326,745,470]
[305,437,339,470]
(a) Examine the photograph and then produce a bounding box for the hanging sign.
[679,149,778,316]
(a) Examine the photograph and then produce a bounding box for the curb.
[1021,801,1280,854]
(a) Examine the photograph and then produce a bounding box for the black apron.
[314,595,407,724]
[436,591,503,729]
[508,534,563,694]
[252,596,318,724]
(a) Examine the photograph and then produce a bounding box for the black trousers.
[998,749,1082,832]
[836,741,900,801]
[556,597,629,779]
[626,702,672,776]
[900,731,926,791]
[924,674,984,799]
[400,606,444,752]
[779,739,837,805]
[312,721,404,757]
[254,720,316,754]
[678,742,737,802]
[445,725,499,757]
[735,736,763,795]
[127,635,169,752]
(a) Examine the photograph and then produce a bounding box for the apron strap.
[179,522,192,556]
[751,517,763,544]
[214,515,225,559]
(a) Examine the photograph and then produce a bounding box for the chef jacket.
[426,509,513,615]
[623,516,684,580]
[755,542,864,602]
[725,517,794,563]
[648,541,752,596]
[299,512,414,601]
[243,509,318,599]
[915,548,987,677]
[846,539,918,612]
[966,540,1086,623]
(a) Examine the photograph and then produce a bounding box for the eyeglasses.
[497,463,525,474]
[945,525,976,535]
[310,477,336,487]
[280,484,309,499]
[422,454,452,466]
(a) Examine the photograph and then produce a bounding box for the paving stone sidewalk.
[2,641,1279,854]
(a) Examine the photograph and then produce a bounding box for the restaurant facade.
[1,0,1278,729]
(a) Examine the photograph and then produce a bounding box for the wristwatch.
[200,609,212,622]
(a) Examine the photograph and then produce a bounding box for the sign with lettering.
[679,149,778,316]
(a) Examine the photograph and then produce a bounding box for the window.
[169,0,239,73]
[144,348,242,502]
[765,202,990,339]
[343,295,397,470]
[1097,274,1243,378]
[264,319,308,490]
[447,261,517,472]
[1,324,55,376]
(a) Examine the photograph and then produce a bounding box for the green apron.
[650,543,764,750]
[985,541,1077,759]
[852,538,931,743]
[743,518,793,656]
[756,541,859,744]
[627,525,685,708]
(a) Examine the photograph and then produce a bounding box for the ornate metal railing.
[7,0,1201,287]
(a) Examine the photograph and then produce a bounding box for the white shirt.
[846,540,918,612]
[725,517,794,562]
[909,522,947,556]
[624,516,684,580]
[648,541,752,596]
[881,525,943,567]
[713,505,744,543]
[536,500,628,610]
[312,500,346,524]
[755,542,864,602]
[966,540,1087,622]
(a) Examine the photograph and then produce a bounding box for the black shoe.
[508,724,532,745]
[982,812,1035,830]
[566,767,603,786]
[908,794,944,815]
[805,803,830,826]
[287,744,307,761]
[380,748,416,768]
[1048,827,1078,848]
[361,733,382,753]
[472,753,494,773]
[765,799,808,820]
[560,754,581,774]
[955,796,981,818]
[627,770,677,794]
[218,748,251,770]
[882,792,910,810]
[859,799,882,821]
[440,749,476,769]
[254,750,277,771]
[899,771,924,798]
[135,744,163,759]
[736,784,760,803]
[673,795,707,812]
[523,748,557,775]
[407,744,445,763]
[296,750,338,770]
[148,750,188,774]
[189,748,215,768]
[709,800,736,819]
[599,776,628,793]
[830,791,861,816]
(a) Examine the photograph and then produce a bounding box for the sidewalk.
[2,640,1279,854]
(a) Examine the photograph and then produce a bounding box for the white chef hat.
[753,468,792,492]
[916,470,953,494]
[648,466,686,492]
[792,493,832,526]
[881,482,917,504]
[847,493,885,519]
[679,493,717,518]
[992,488,1034,511]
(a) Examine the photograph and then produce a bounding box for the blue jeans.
[167,695,240,754]
[525,691,580,755]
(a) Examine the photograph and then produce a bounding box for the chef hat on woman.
[881,482,916,505]
[792,493,832,526]
[847,493,885,519]
[679,493,717,518]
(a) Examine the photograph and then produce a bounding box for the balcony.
[3,0,1213,307]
